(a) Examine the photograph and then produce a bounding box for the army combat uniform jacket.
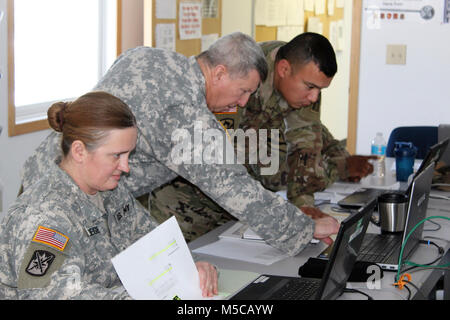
[20,47,314,256]
[0,161,158,299]
[238,41,350,208]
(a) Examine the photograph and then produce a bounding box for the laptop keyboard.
[358,233,400,263]
[269,278,320,300]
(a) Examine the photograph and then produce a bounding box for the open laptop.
[337,138,449,209]
[438,124,450,165]
[229,200,376,300]
[355,162,434,271]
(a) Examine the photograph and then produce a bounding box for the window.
[7,0,119,136]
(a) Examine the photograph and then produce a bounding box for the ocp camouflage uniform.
[0,161,158,299]
[20,47,314,256]
[238,41,350,209]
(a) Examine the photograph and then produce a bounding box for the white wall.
[356,0,450,154]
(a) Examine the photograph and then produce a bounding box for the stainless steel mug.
[375,193,408,233]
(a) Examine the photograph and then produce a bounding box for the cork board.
[152,0,222,57]
[255,5,344,43]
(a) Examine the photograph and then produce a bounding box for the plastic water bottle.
[371,132,386,177]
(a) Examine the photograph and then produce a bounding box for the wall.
[356,0,450,154]
[0,0,144,219]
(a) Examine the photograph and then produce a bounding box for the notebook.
[337,138,449,209]
[352,162,434,271]
[228,200,376,300]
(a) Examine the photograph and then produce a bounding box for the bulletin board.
[152,0,222,57]
[254,1,344,45]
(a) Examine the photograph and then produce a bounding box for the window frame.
[7,0,123,137]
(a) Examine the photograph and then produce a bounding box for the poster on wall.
[179,2,202,40]
[364,0,447,29]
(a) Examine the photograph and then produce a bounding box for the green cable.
[396,215,450,281]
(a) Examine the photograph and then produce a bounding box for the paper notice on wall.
[315,0,326,15]
[156,0,176,19]
[305,0,314,11]
[328,0,335,16]
[201,33,219,51]
[179,2,202,40]
[156,23,176,51]
[286,0,305,25]
[277,25,304,42]
[202,0,218,18]
[307,16,323,34]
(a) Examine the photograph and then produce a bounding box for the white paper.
[286,0,305,25]
[155,23,176,51]
[201,33,219,51]
[314,0,326,15]
[307,16,323,34]
[327,0,335,16]
[277,25,304,42]
[336,0,344,8]
[111,216,203,300]
[193,239,288,265]
[179,2,202,40]
[305,0,315,11]
[156,0,176,19]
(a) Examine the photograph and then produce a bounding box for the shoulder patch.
[32,226,69,252]
[25,250,55,276]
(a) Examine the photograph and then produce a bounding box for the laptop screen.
[398,163,434,273]
[316,200,376,300]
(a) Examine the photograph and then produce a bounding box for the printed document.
[111,216,203,300]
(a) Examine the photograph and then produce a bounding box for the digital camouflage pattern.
[238,41,350,209]
[20,47,315,256]
[0,161,158,299]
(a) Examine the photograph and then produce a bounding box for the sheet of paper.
[179,2,202,40]
[286,0,305,25]
[155,23,176,51]
[307,16,323,34]
[315,0,326,15]
[305,0,314,11]
[201,33,219,51]
[336,0,344,8]
[328,0,335,16]
[277,25,304,42]
[193,238,288,265]
[156,0,176,19]
[111,216,203,300]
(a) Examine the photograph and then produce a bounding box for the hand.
[300,206,330,220]
[313,216,340,245]
[195,261,218,297]
[345,155,378,182]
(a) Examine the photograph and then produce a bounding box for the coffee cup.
[372,193,408,233]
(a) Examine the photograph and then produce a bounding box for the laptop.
[228,200,376,300]
[337,138,449,209]
[355,162,434,271]
[438,124,450,165]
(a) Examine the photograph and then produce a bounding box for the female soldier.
[0,91,217,299]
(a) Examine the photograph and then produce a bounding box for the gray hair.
[197,32,268,82]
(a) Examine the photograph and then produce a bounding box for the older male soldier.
[21,32,339,256]
[222,32,375,217]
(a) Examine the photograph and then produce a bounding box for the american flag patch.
[32,226,69,251]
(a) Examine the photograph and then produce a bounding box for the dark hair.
[197,32,268,82]
[276,32,337,77]
[47,91,136,156]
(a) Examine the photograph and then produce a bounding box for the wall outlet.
[386,44,407,65]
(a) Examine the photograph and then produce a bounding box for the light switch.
[386,44,407,65]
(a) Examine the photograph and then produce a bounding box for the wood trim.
[347,0,363,154]
[116,0,123,56]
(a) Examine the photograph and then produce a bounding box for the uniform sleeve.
[148,103,315,257]
[284,106,349,209]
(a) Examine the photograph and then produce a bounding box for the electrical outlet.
[386,44,407,65]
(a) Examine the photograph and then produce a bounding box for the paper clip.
[393,273,412,290]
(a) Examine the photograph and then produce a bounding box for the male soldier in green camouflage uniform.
[20,32,339,255]
[146,33,372,241]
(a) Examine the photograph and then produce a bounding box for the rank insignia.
[25,250,55,277]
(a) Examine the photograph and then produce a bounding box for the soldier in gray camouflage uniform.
[0,92,217,299]
[19,32,340,256]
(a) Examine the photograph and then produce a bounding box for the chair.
[386,126,438,160]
